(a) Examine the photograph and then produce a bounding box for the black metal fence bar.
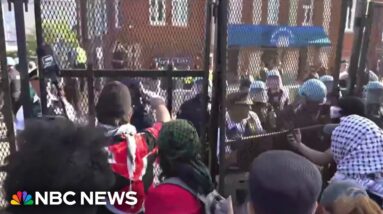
[34,0,48,115]
[348,0,368,95]
[217,0,229,193]
[87,64,96,126]
[201,0,213,152]
[0,2,15,154]
[13,0,32,119]
[357,1,375,93]
[333,0,349,91]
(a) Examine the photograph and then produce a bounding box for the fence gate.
[0,2,16,207]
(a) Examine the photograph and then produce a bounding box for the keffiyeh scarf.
[331,115,383,194]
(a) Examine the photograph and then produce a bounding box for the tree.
[26,32,37,58]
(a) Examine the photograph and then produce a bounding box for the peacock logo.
[10,191,34,206]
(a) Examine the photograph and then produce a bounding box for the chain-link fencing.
[218,0,349,203]
[35,0,212,146]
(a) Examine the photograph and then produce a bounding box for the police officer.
[278,79,328,151]
[249,81,276,132]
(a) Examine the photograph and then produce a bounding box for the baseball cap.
[249,151,322,214]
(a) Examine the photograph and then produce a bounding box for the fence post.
[12,0,32,119]
[348,0,368,95]
[166,66,173,114]
[87,64,96,126]
[356,1,374,94]
[34,0,48,115]
[202,0,213,170]
[333,0,349,92]
[0,3,16,153]
[215,0,229,194]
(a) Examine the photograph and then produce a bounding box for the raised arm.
[150,96,171,123]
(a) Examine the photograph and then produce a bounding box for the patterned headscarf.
[158,120,214,194]
[331,115,383,178]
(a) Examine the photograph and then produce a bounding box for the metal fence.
[34,0,213,153]
[216,0,349,201]
[0,0,374,208]
[0,2,16,207]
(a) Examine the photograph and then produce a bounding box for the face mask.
[330,106,342,119]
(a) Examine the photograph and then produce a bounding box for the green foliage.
[26,33,37,58]
[42,20,78,46]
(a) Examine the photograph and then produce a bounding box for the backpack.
[163,177,233,214]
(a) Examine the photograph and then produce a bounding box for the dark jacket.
[177,94,208,136]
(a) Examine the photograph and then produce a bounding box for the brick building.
[226,0,343,83]
[89,0,208,70]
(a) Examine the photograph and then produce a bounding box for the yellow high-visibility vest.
[76,47,87,64]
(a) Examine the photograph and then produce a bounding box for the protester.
[329,96,366,123]
[145,120,214,214]
[320,181,369,211]
[288,115,383,198]
[177,78,208,136]
[13,66,75,131]
[121,78,155,132]
[95,81,170,214]
[226,91,265,141]
[365,81,383,128]
[329,196,381,214]
[265,70,289,112]
[249,150,322,214]
[141,78,166,98]
[7,57,21,114]
[2,118,115,214]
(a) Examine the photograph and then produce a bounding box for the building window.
[150,0,166,26]
[172,0,188,27]
[345,0,356,32]
[115,0,122,28]
[302,0,314,26]
[267,0,279,25]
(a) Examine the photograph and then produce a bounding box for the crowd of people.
[3,54,383,214]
